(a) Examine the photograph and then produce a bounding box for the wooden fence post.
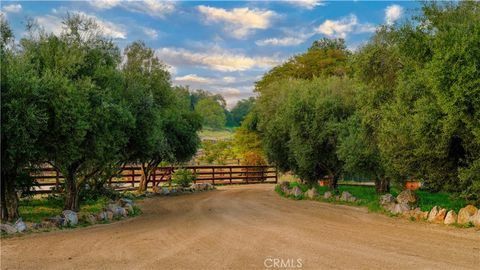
[152,168,156,187]
[275,167,278,183]
[212,167,215,185]
[131,168,135,187]
[55,170,60,190]
[193,167,196,184]
[229,167,233,184]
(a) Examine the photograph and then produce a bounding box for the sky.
[1,0,421,108]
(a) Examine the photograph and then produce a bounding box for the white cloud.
[77,12,127,39]
[36,15,64,36]
[122,0,175,19]
[220,87,256,109]
[385,5,403,25]
[256,31,313,46]
[286,0,325,10]
[223,76,236,83]
[89,0,120,10]
[315,14,376,39]
[174,74,242,85]
[3,4,22,13]
[197,5,277,39]
[35,12,127,39]
[142,27,158,39]
[89,0,175,19]
[156,47,281,72]
[175,74,209,83]
[256,36,304,46]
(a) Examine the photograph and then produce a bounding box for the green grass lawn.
[278,181,468,214]
[19,196,109,223]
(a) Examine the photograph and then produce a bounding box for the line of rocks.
[0,198,136,235]
[151,183,215,196]
[380,190,480,228]
[279,181,359,202]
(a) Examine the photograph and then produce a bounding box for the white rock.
[457,205,478,225]
[471,211,480,228]
[427,206,447,224]
[62,210,78,226]
[305,188,319,199]
[340,191,353,202]
[391,203,410,215]
[444,210,457,225]
[119,198,134,206]
[396,190,418,206]
[0,223,17,234]
[379,194,395,206]
[290,186,303,197]
[14,218,27,232]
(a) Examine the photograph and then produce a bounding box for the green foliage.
[79,183,120,202]
[257,77,356,186]
[120,41,173,165]
[171,169,196,187]
[1,16,51,220]
[256,2,480,204]
[240,151,266,166]
[119,41,201,192]
[232,113,263,158]
[228,97,255,126]
[373,1,480,203]
[190,89,226,111]
[1,14,201,215]
[200,141,236,165]
[195,98,227,129]
[16,14,136,211]
[255,39,349,92]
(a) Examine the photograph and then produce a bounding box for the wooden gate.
[31,165,278,193]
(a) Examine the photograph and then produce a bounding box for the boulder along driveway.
[1,184,479,270]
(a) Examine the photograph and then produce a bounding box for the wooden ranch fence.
[30,165,278,194]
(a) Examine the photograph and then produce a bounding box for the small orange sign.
[405,181,422,190]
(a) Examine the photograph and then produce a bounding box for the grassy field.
[277,181,468,214]
[198,128,234,141]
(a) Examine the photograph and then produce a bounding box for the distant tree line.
[251,1,480,204]
[175,87,255,129]
[0,15,202,221]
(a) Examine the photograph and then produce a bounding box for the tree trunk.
[375,176,390,193]
[138,163,150,193]
[1,171,8,221]
[4,173,19,222]
[329,174,339,190]
[1,171,19,222]
[64,169,80,212]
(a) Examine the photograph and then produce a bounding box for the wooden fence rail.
[31,165,278,193]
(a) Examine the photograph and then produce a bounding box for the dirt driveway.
[1,184,479,270]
